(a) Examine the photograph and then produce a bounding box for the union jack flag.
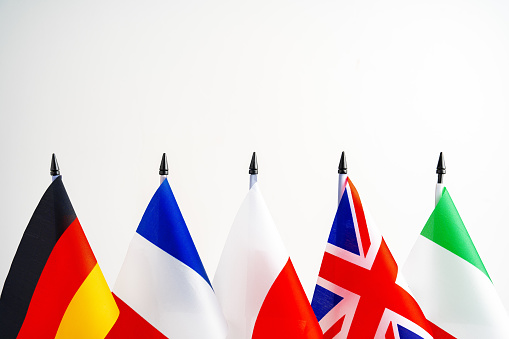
[311,178,435,339]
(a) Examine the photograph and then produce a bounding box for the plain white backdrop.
[1,0,509,314]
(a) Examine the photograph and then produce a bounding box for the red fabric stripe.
[319,240,433,337]
[323,316,345,339]
[105,294,167,339]
[17,218,97,339]
[347,178,371,256]
[385,322,395,339]
[429,321,457,339]
[252,259,322,339]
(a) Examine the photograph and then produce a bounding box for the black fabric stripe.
[0,176,76,339]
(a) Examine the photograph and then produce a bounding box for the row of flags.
[0,152,507,339]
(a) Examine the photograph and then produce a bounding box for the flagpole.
[159,153,168,185]
[249,152,258,189]
[50,153,60,182]
[435,152,446,206]
[338,151,348,205]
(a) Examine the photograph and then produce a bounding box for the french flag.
[213,183,322,339]
[107,178,227,338]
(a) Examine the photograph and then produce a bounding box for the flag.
[108,178,227,338]
[311,178,434,339]
[0,176,119,339]
[403,187,509,339]
[213,182,322,339]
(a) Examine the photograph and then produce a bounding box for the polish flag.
[213,183,322,339]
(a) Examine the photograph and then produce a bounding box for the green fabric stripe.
[421,187,491,280]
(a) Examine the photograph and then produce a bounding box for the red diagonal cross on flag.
[319,239,432,339]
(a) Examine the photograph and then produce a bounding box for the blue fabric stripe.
[398,325,424,339]
[311,285,343,321]
[136,179,211,286]
[327,192,360,255]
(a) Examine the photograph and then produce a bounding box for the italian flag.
[403,187,509,339]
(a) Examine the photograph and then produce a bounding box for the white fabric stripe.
[316,276,359,338]
[403,236,509,339]
[324,209,382,270]
[375,309,433,339]
[213,183,288,339]
[363,209,382,258]
[325,242,377,270]
[114,233,227,338]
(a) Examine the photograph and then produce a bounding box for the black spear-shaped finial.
[159,153,169,175]
[436,152,446,184]
[50,153,60,176]
[338,151,347,174]
[249,152,258,174]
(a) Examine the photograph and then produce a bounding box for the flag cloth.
[403,187,509,339]
[109,178,227,338]
[0,176,119,339]
[311,178,434,339]
[213,182,322,339]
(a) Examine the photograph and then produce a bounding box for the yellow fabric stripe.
[55,264,119,339]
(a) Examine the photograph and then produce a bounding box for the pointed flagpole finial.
[249,152,258,174]
[436,152,446,183]
[338,151,347,174]
[159,153,169,175]
[50,153,60,176]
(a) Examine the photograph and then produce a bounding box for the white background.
[1,0,509,312]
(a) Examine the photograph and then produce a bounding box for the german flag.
[0,176,119,339]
